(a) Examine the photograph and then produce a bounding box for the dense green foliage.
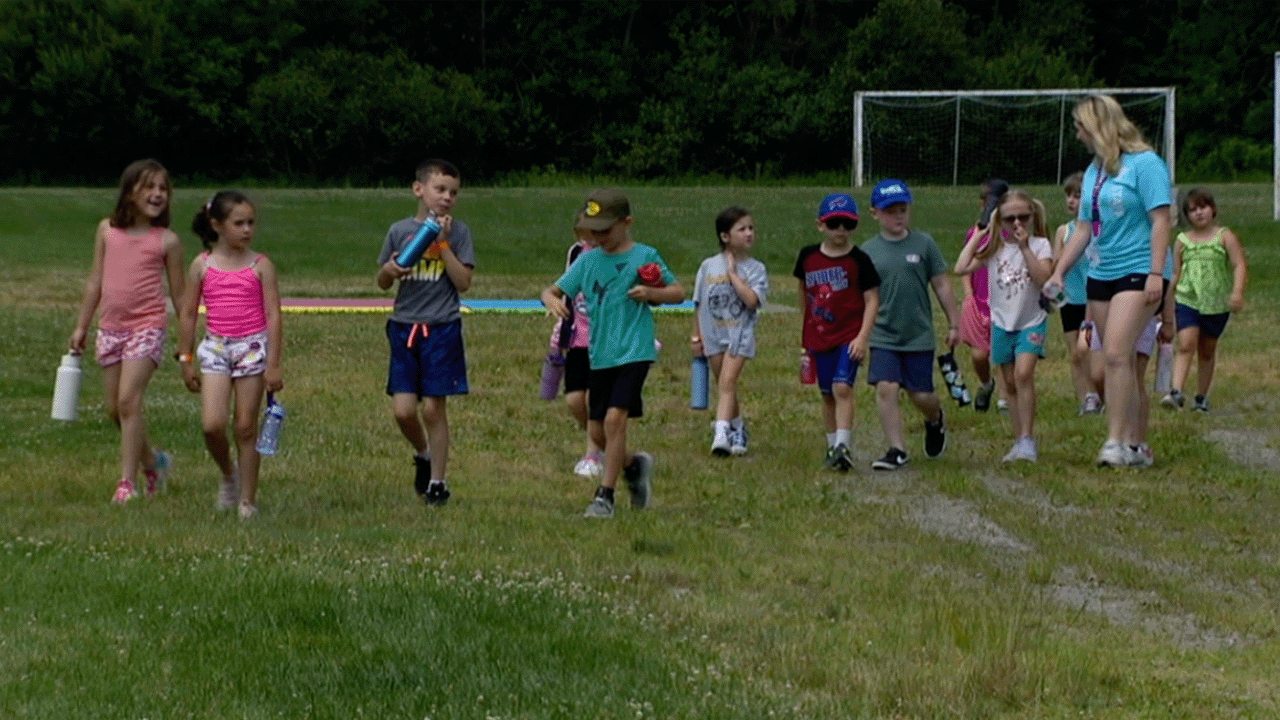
[2,0,1277,184]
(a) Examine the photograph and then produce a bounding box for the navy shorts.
[386,319,469,397]
[587,361,650,421]
[564,347,590,394]
[812,346,860,395]
[867,348,935,393]
[1175,303,1230,339]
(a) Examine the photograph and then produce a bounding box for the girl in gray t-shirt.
[691,206,769,457]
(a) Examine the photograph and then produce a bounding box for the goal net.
[853,88,1176,188]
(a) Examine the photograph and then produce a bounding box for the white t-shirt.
[987,236,1052,332]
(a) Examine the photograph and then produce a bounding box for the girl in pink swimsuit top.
[177,190,284,519]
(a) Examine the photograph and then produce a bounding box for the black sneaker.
[1193,395,1210,413]
[924,412,946,458]
[424,480,450,506]
[413,456,431,497]
[832,443,854,472]
[871,447,909,471]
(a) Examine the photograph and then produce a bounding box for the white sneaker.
[216,474,239,511]
[711,430,731,457]
[997,398,1009,413]
[1002,437,1038,462]
[573,454,603,478]
[1096,440,1127,467]
[1126,443,1154,468]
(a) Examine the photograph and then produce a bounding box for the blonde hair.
[1073,94,1152,176]
[976,189,1048,262]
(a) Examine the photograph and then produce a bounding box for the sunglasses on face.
[1001,213,1033,225]
[824,218,857,230]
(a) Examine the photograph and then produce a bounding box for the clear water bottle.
[395,216,442,268]
[690,355,709,409]
[1155,338,1174,395]
[51,351,82,421]
[256,393,285,456]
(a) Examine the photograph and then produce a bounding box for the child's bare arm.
[541,285,570,319]
[70,220,109,352]
[161,229,186,311]
[258,256,284,393]
[176,257,205,392]
[849,287,880,361]
[1223,228,1247,311]
[930,273,961,348]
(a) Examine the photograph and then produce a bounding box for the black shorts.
[564,347,590,394]
[1060,303,1087,333]
[587,361,650,421]
[1086,273,1151,302]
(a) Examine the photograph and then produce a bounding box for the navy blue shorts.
[867,348,935,393]
[812,346,860,395]
[386,319,469,397]
[1175,303,1230,339]
[587,361,649,421]
[564,347,590,394]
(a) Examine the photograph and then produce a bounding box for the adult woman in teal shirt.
[1046,94,1172,468]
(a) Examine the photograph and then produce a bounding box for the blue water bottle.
[395,216,442,268]
[256,393,286,456]
[690,356,709,410]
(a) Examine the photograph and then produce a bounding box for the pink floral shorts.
[96,327,167,367]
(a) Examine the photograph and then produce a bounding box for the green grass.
[2,184,1279,718]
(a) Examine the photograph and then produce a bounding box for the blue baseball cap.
[818,193,859,221]
[871,179,913,209]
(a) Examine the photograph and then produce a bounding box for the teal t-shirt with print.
[1078,151,1172,281]
[556,243,676,370]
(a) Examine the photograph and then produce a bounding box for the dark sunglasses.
[824,217,857,230]
[1000,213,1033,225]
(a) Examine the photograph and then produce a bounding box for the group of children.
[71,129,1247,519]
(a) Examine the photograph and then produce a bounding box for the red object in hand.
[637,262,666,287]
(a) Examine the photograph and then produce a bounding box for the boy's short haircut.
[871,179,912,209]
[416,158,460,183]
[1063,171,1084,196]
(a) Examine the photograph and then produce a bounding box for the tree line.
[2,0,1276,185]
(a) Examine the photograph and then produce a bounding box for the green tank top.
[1174,228,1232,314]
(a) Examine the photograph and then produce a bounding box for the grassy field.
[2,184,1279,718]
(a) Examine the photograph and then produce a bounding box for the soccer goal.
[852,88,1176,188]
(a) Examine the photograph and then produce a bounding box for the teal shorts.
[991,321,1046,365]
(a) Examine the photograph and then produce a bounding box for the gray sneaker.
[729,426,748,456]
[623,452,653,509]
[583,495,615,519]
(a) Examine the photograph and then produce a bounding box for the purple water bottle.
[540,352,565,400]
[395,216,442,268]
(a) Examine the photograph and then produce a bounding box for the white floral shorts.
[198,330,268,378]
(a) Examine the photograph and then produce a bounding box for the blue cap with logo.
[818,193,859,221]
[870,179,913,209]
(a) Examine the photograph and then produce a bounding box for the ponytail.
[192,190,252,250]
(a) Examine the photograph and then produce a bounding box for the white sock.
[826,433,837,448]
[835,429,851,447]
[714,420,731,437]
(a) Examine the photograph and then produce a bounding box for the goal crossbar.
[853,88,1176,188]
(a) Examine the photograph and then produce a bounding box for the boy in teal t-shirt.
[860,179,961,470]
[541,189,685,519]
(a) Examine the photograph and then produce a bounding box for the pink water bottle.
[800,350,816,385]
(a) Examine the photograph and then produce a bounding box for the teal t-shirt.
[1078,151,1172,281]
[861,230,948,352]
[556,243,676,370]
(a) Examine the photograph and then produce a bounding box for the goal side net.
[853,89,1176,188]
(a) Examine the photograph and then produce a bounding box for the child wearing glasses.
[860,180,960,470]
[957,178,1009,413]
[792,193,881,471]
[955,189,1053,462]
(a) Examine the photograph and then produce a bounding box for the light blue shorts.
[991,321,1046,365]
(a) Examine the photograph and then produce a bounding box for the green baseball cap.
[575,189,631,231]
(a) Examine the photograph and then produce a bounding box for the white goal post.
[852,88,1176,189]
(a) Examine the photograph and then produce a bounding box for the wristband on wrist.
[691,335,701,342]
[176,352,194,363]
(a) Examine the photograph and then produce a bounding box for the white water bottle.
[256,393,285,456]
[51,352,83,421]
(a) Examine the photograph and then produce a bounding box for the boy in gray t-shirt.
[375,158,476,506]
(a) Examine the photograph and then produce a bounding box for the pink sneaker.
[111,479,137,505]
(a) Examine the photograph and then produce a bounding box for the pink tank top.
[202,253,267,337]
[99,225,169,331]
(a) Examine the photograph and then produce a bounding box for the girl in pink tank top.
[68,159,186,505]
[177,190,284,519]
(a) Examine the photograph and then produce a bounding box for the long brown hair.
[109,159,172,229]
